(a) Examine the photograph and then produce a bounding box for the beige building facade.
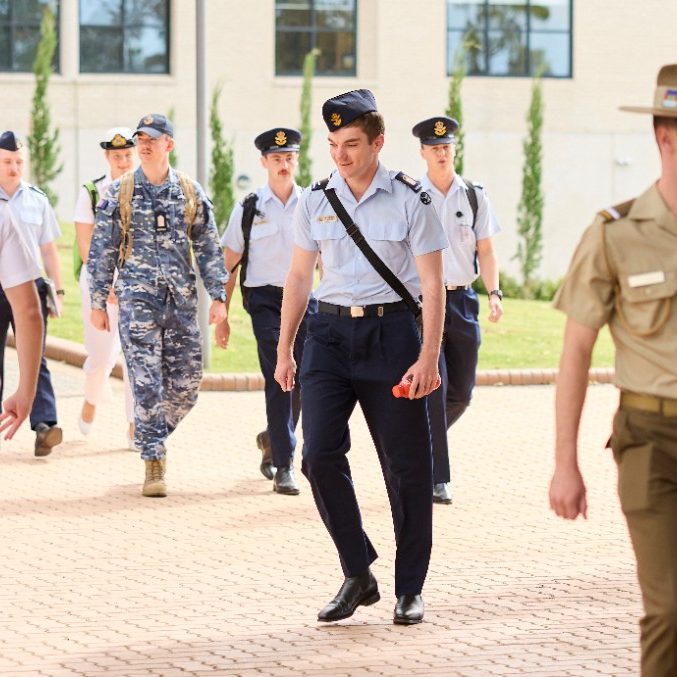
[2,0,675,279]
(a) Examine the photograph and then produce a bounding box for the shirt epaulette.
[598,199,634,223]
[311,178,330,191]
[28,184,47,197]
[395,172,421,193]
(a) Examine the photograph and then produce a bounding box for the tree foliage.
[27,4,62,205]
[446,43,467,176]
[167,106,178,168]
[514,74,545,298]
[297,48,320,187]
[209,82,235,235]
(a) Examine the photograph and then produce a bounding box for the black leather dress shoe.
[393,594,424,625]
[433,482,453,505]
[256,431,275,480]
[273,466,300,495]
[318,569,380,622]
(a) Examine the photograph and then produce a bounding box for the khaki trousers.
[611,404,677,677]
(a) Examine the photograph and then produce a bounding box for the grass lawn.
[53,222,614,373]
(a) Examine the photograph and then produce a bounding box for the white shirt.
[0,202,42,288]
[420,174,500,285]
[221,183,302,288]
[73,174,112,224]
[0,181,60,272]
[295,163,448,306]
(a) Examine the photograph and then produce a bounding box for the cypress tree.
[167,106,178,168]
[446,44,467,176]
[209,82,235,235]
[28,4,62,205]
[514,75,545,298]
[297,48,320,187]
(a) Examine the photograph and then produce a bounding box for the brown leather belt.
[620,390,677,417]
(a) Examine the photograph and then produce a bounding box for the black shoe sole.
[273,484,300,496]
[393,614,424,625]
[433,497,453,505]
[317,590,380,622]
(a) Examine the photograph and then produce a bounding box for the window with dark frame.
[447,0,572,78]
[0,0,60,73]
[79,0,169,74]
[275,0,356,77]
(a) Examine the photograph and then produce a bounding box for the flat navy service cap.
[134,113,174,139]
[0,131,24,152]
[322,89,377,131]
[411,116,459,145]
[254,127,301,154]
[100,126,136,150]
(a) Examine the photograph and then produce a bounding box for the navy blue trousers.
[0,278,58,428]
[300,309,433,596]
[246,285,317,468]
[428,287,481,483]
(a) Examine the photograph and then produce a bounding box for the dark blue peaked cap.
[322,89,377,131]
[254,128,302,154]
[411,116,459,145]
[0,131,23,151]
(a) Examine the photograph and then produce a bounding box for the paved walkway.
[0,354,640,676]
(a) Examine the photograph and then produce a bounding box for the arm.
[477,236,503,323]
[215,247,241,349]
[403,249,445,399]
[40,240,64,316]
[0,281,44,439]
[274,245,317,392]
[549,317,599,520]
[75,221,94,263]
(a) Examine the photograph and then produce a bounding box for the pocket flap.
[619,271,677,303]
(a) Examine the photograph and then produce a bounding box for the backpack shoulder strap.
[461,176,479,229]
[84,177,104,214]
[175,171,198,239]
[117,171,136,264]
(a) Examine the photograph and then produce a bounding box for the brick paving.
[0,353,640,676]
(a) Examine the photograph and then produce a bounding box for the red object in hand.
[392,376,441,398]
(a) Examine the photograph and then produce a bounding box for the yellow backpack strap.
[600,199,670,337]
[176,171,198,239]
[117,171,135,265]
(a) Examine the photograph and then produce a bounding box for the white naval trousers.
[78,263,134,422]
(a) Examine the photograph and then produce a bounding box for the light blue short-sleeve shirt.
[420,174,500,286]
[0,181,60,272]
[221,183,302,288]
[295,163,448,306]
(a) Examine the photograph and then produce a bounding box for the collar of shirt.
[421,173,467,199]
[259,182,301,210]
[0,181,28,202]
[629,182,677,232]
[136,166,178,193]
[326,162,393,204]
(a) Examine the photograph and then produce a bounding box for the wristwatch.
[56,289,65,296]
[488,289,503,300]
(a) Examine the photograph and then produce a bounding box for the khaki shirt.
[554,183,677,398]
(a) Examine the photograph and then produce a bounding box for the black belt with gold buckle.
[318,300,409,318]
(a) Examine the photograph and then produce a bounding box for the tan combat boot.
[142,458,167,497]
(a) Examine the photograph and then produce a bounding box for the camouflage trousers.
[118,291,202,460]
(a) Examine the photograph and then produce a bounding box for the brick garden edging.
[9,334,615,391]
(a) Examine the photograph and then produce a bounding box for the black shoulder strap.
[461,177,479,229]
[230,193,258,308]
[323,187,421,317]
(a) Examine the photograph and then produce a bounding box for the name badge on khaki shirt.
[627,271,666,288]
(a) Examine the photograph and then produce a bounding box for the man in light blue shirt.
[412,116,504,505]
[217,128,317,494]
[276,90,447,625]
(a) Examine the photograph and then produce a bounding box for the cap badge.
[274,130,287,146]
[330,113,342,127]
[434,121,447,136]
[663,89,677,109]
[143,115,154,125]
[14,138,23,150]
[111,133,127,148]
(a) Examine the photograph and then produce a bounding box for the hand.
[274,352,297,392]
[488,296,503,323]
[208,300,227,325]
[0,390,33,440]
[48,295,64,319]
[549,464,588,520]
[90,308,110,332]
[215,319,231,349]
[400,355,441,399]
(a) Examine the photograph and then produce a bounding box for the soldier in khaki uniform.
[549,64,677,676]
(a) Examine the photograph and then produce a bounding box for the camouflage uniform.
[88,166,228,460]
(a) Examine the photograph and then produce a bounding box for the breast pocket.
[250,221,279,241]
[20,206,42,226]
[361,221,409,273]
[310,221,347,268]
[617,273,677,336]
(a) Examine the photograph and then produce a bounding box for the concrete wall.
[2,0,674,279]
